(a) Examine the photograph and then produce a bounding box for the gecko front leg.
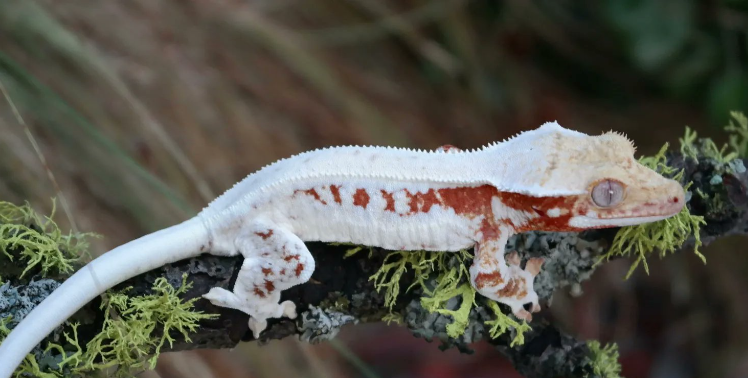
[470,230,544,321]
[203,220,315,338]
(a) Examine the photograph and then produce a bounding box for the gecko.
[0,122,685,376]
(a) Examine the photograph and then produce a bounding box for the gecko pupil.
[592,179,624,207]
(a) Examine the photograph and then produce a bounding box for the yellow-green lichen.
[65,274,218,376]
[680,126,738,164]
[2,274,216,378]
[599,142,706,278]
[0,200,96,278]
[586,340,622,378]
[725,111,748,158]
[369,249,439,310]
[485,301,531,346]
[369,248,528,345]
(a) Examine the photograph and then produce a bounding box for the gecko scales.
[0,122,685,375]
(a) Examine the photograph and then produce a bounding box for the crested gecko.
[0,122,685,375]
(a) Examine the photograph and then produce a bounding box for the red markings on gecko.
[381,190,396,212]
[330,185,342,204]
[353,189,370,208]
[292,184,582,232]
[403,189,439,213]
[479,218,500,240]
[474,271,504,290]
[294,188,326,205]
[496,277,527,298]
[255,230,273,240]
[264,280,275,292]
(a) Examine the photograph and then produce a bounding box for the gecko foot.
[474,252,545,322]
[508,257,544,321]
[203,287,298,339]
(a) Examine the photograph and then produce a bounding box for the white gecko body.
[0,122,685,376]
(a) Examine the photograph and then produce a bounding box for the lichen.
[680,127,738,164]
[0,316,61,378]
[1,273,216,377]
[369,249,438,310]
[0,200,96,279]
[0,279,61,330]
[298,305,357,343]
[725,111,748,158]
[600,142,706,278]
[0,200,219,376]
[62,273,218,376]
[369,247,529,345]
[586,340,622,378]
[484,301,531,346]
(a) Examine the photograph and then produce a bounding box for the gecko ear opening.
[591,179,625,208]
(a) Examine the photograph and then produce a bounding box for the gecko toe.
[515,308,532,322]
[202,287,236,308]
[507,251,521,266]
[525,257,544,277]
[530,302,541,313]
[281,300,297,319]
[248,317,268,339]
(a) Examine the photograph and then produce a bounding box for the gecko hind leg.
[203,220,314,338]
[470,236,544,321]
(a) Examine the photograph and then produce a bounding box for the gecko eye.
[591,180,624,208]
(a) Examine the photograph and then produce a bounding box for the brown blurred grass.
[0,0,746,377]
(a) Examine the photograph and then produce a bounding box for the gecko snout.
[660,179,686,216]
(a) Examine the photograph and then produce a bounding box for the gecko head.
[504,123,685,230]
[558,130,686,229]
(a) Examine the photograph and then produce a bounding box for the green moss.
[600,142,706,278]
[370,249,438,310]
[485,301,531,347]
[381,313,403,325]
[681,112,748,163]
[370,248,528,345]
[2,274,216,377]
[58,273,218,376]
[725,111,748,158]
[679,126,700,162]
[0,200,96,278]
[586,340,622,378]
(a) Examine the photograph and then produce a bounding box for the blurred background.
[0,0,747,377]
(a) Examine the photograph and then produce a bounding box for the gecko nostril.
[523,302,533,311]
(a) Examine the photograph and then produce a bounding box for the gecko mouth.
[569,201,683,228]
[569,213,674,228]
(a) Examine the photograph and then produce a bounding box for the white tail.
[0,217,209,377]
